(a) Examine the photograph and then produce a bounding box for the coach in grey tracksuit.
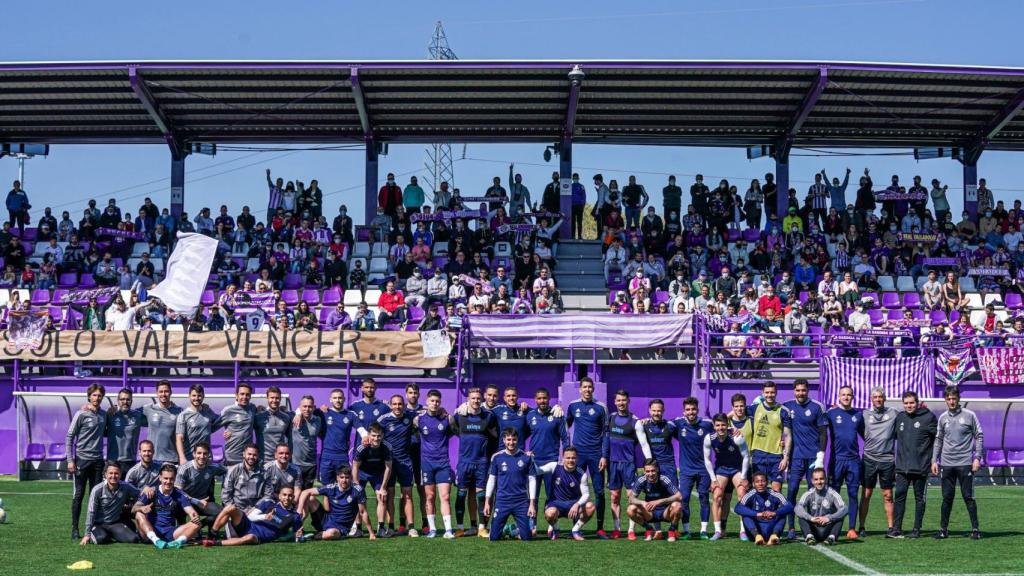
[290,410,323,489]
[142,399,182,463]
[795,472,848,543]
[219,395,256,466]
[932,386,983,538]
[858,389,899,535]
[67,387,107,538]
[255,404,293,463]
[176,451,227,523]
[106,392,145,474]
[84,467,141,545]
[893,392,937,538]
[220,445,266,512]
[124,443,161,490]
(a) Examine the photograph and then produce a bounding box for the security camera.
[568,65,585,84]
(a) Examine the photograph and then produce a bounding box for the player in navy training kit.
[826,385,864,540]
[526,387,569,535]
[404,383,428,534]
[205,486,302,546]
[491,386,530,448]
[485,429,538,541]
[604,389,648,539]
[295,465,374,541]
[318,389,356,487]
[672,396,715,539]
[377,394,417,538]
[415,389,456,538]
[565,377,609,536]
[453,387,498,538]
[783,379,827,539]
[132,463,202,549]
[704,413,750,541]
[626,459,683,541]
[735,472,793,546]
[637,399,677,537]
[351,423,393,536]
[544,447,595,540]
[351,378,389,442]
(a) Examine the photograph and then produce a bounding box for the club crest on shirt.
[728,446,735,452]
[588,408,595,416]
[574,409,581,417]
[437,422,444,430]
[517,459,524,468]
[343,417,350,424]
[501,462,508,471]
[913,421,920,428]
[804,409,812,417]
[836,415,843,424]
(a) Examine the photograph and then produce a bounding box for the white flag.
[148,232,219,315]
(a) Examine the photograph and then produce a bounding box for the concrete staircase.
[556,239,607,311]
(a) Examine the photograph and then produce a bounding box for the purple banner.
[228,291,277,307]
[459,195,507,203]
[897,233,937,243]
[497,224,539,235]
[875,191,927,201]
[819,356,933,409]
[967,267,1010,277]
[458,274,494,294]
[922,257,959,266]
[976,347,1024,384]
[410,208,486,223]
[468,313,694,348]
[96,227,146,241]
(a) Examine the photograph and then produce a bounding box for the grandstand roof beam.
[349,67,374,149]
[128,66,184,159]
[776,66,828,162]
[963,85,1024,164]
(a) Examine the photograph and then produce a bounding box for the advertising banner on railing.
[0,329,452,368]
[468,313,693,348]
[976,347,1024,384]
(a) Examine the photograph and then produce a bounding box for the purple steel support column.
[121,360,128,389]
[233,361,240,388]
[775,159,790,219]
[170,157,185,220]
[12,359,19,389]
[963,161,979,221]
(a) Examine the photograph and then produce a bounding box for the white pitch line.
[811,545,884,576]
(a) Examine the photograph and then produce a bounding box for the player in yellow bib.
[747,382,791,492]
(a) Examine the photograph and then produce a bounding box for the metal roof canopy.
[2,59,1024,155]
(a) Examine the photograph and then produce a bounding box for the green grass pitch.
[0,478,1020,575]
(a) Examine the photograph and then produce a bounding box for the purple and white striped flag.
[468,313,693,348]
[819,356,933,409]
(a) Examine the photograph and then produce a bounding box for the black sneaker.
[886,528,903,539]
[908,529,921,539]
[933,529,948,539]
[71,528,81,540]
[857,527,866,539]
[970,530,982,540]
[826,535,837,546]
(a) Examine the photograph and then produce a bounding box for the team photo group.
[64,375,984,549]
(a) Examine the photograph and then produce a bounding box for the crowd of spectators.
[4,163,1022,346]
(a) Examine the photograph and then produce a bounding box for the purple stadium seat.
[607,275,627,291]
[408,306,425,323]
[902,293,921,308]
[244,273,257,284]
[859,347,877,358]
[949,309,960,324]
[50,289,68,304]
[727,229,741,242]
[46,442,67,461]
[986,450,1007,467]
[867,309,883,325]
[317,307,333,327]
[200,289,216,306]
[653,290,670,305]
[792,346,812,360]
[79,273,96,288]
[284,274,303,289]
[48,306,62,321]
[886,309,902,321]
[880,292,900,309]
[930,310,948,324]
[911,309,925,320]
[1006,293,1023,310]
[21,227,37,241]
[57,273,78,288]
[861,291,878,305]
[1007,450,1024,467]
[743,228,761,243]
[25,443,45,461]
[432,256,448,271]
[30,289,50,305]
[798,291,809,303]
[281,289,299,306]
[21,240,33,255]
[321,287,342,306]
[302,290,320,305]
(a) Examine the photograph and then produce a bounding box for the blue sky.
[2,0,1023,221]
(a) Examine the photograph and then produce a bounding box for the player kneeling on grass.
[795,469,847,546]
[203,486,302,546]
[295,465,375,541]
[704,413,750,541]
[80,461,142,545]
[132,463,202,549]
[484,428,538,541]
[734,472,792,546]
[543,447,595,541]
[625,458,683,542]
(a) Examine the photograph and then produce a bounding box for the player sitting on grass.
[795,468,847,546]
[625,458,683,541]
[734,471,792,546]
[542,447,595,541]
[203,485,302,546]
[131,463,202,549]
[295,465,375,541]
